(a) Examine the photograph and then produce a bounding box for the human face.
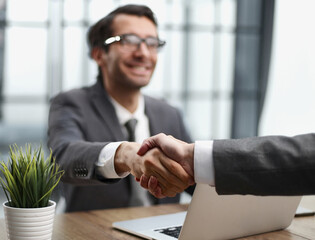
[102,14,158,92]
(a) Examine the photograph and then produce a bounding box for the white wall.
[259,0,315,136]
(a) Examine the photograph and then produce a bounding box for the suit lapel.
[89,81,125,141]
[88,89,162,141]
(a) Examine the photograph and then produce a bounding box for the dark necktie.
[125,118,138,142]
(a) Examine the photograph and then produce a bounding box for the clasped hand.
[114,135,194,198]
[136,133,195,198]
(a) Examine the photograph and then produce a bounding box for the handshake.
[115,133,195,199]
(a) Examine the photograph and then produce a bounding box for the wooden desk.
[1,198,315,240]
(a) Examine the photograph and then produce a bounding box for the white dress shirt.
[194,140,215,185]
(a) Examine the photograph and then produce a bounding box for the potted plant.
[0,144,64,240]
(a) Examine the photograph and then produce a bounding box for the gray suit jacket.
[213,133,315,196]
[48,80,194,212]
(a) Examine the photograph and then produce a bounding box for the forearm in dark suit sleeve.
[47,93,116,185]
[213,133,315,196]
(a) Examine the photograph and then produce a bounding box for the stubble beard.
[112,65,152,91]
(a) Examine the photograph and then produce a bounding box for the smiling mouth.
[128,65,152,76]
[133,66,148,71]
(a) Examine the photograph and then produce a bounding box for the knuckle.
[143,157,155,168]
[150,148,160,156]
[140,181,147,189]
[182,174,191,184]
[168,191,177,197]
[168,161,178,172]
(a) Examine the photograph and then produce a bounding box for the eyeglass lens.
[121,34,162,52]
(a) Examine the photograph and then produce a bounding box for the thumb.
[137,133,166,156]
[137,141,151,156]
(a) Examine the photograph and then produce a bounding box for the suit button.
[74,167,88,177]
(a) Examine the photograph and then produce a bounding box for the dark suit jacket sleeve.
[213,133,315,196]
[48,91,114,185]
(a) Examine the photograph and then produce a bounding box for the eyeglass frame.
[103,34,166,52]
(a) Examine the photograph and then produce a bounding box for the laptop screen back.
[179,184,301,240]
[113,184,301,240]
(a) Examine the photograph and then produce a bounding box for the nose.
[134,41,151,57]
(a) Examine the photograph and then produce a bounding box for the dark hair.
[87,4,158,57]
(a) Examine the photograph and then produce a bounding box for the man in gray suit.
[48,5,194,212]
[137,133,315,197]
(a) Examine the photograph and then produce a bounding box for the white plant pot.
[3,200,56,240]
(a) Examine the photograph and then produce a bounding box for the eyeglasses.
[104,34,166,53]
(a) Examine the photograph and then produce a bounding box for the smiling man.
[47,4,194,212]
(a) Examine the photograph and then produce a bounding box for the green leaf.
[0,144,64,208]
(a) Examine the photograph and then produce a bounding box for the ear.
[91,47,106,66]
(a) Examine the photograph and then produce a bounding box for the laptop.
[113,184,301,240]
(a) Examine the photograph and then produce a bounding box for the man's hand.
[115,142,193,198]
[137,133,195,198]
[138,133,195,177]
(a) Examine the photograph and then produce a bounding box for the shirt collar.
[109,95,145,125]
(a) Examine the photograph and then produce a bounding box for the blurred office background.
[1,0,315,217]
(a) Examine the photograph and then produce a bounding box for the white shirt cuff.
[194,140,215,185]
[96,142,130,179]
